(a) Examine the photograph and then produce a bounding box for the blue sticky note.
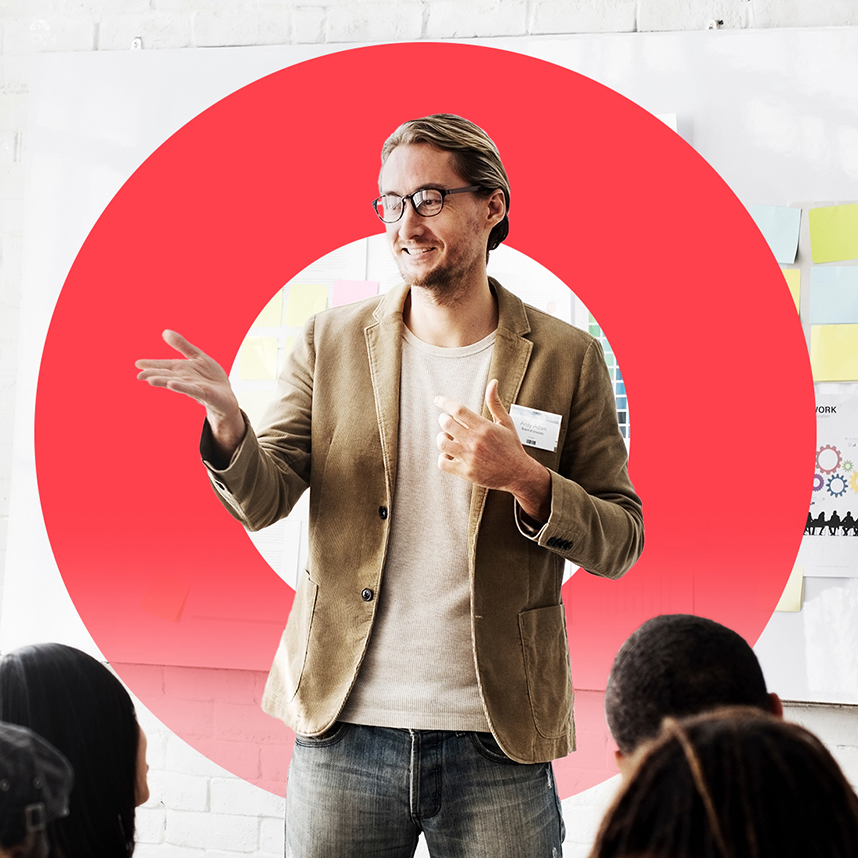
[748,205,801,264]
[809,266,858,324]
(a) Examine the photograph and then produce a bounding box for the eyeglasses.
[372,186,482,223]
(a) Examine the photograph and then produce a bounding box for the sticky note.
[238,336,278,380]
[332,280,378,307]
[749,205,801,264]
[285,283,327,327]
[775,563,804,612]
[809,266,858,324]
[141,572,189,622]
[782,268,800,313]
[808,204,858,263]
[810,324,858,381]
[252,290,284,327]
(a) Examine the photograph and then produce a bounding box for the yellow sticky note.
[810,324,858,381]
[808,204,858,263]
[252,290,284,327]
[285,283,327,327]
[775,563,804,612]
[781,268,800,314]
[238,336,278,380]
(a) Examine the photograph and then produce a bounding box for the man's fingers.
[135,359,182,372]
[434,395,476,429]
[136,331,205,372]
[436,429,459,457]
[137,372,170,388]
[484,379,512,427]
[162,329,202,360]
[139,373,205,401]
[437,412,459,436]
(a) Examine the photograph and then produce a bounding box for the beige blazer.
[203,280,643,764]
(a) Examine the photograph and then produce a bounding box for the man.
[605,613,783,773]
[0,722,73,858]
[138,114,644,856]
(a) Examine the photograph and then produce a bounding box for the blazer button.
[361,588,374,602]
[378,506,388,520]
[547,537,558,548]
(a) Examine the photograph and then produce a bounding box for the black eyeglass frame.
[372,186,483,223]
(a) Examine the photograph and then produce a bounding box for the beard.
[395,242,486,304]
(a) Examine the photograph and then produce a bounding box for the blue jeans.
[285,723,565,857]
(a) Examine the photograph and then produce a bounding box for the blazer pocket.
[279,569,319,703]
[518,604,574,739]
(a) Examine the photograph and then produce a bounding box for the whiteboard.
[6,29,858,702]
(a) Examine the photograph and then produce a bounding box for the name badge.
[509,404,562,453]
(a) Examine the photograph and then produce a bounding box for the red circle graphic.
[35,43,814,798]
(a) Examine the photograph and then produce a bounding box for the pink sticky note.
[332,280,378,307]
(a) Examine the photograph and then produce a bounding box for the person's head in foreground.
[0,722,73,858]
[589,707,858,858]
[0,644,148,857]
[605,614,781,771]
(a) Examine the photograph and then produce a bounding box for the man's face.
[379,143,500,295]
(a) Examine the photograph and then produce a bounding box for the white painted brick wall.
[193,9,292,47]
[426,0,527,39]
[326,3,423,43]
[530,0,636,35]
[98,12,194,50]
[291,7,326,44]
[3,17,96,53]
[751,0,858,28]
[637,0,748,31]
[3,4,858,858]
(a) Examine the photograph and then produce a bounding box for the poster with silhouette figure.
[800,386,858,576]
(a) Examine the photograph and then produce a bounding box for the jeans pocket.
[295,721,351,748]
[470,731,520,765]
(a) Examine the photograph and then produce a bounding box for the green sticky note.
[808,205,858,263]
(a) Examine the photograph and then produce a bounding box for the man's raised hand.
[435,378,551,524]
[136,330,246,459]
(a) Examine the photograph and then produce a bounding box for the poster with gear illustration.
[801,386,858,576]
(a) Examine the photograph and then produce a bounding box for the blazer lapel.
[468,280,534,543]
[365,284,408,502]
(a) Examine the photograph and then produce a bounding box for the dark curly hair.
[605,614,771,755]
